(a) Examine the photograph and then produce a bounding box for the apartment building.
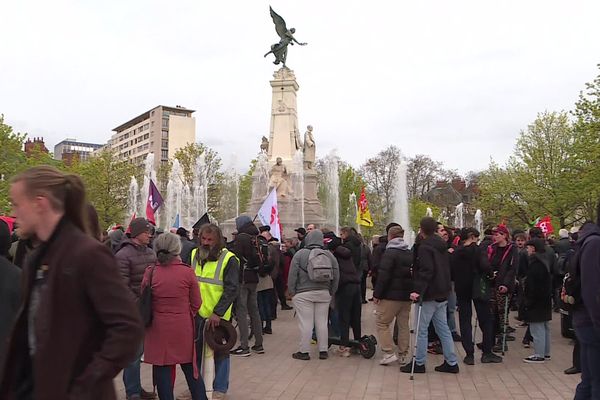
[109,105,196,169]
[54,139,103,165]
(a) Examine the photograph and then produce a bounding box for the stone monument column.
[268,68,301,165]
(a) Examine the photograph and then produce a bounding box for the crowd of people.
[0,165,599,400]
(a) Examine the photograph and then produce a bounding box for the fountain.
[454,203,465,229]
[425,207,433,217]
[292,149,305,227]
[349,192,359,231]
[323,151,340,234]
[128,176,139,218]
[392,158,413,246]
[192,153,208,226]
[165,159,184,229]
[474,209,483,233]
[252,152,270,200]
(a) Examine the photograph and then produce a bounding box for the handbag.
[139,266,156,327]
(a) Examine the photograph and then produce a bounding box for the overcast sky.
[1,0,599,174]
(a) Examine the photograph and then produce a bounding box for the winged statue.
[264,7,307,67]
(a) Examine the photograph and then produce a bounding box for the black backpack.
[249,235,272,277]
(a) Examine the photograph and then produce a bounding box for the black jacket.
[371,236,388,283]
[373,238,413,301]
[232,222,260,284]
[523,253,552,323]
[413,235,452,301]
[333,246,361,288]
[179,237,196,266]
[451,242,491,300]
[487,243,518,291]
[342,235,362,270]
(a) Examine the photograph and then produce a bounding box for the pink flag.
[146,180,163,225]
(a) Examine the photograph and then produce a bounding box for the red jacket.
[141,261,201,368]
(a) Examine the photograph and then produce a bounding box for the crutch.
[410,300,423,381]
[501,294,510,356]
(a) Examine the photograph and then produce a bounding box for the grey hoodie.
[287,230,339,296]
[386,237,410,251]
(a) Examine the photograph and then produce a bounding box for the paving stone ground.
[116,292,579,400]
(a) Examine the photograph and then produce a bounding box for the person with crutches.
[486,225,518,354]
[400,217,459,375]
[454,228,503,365]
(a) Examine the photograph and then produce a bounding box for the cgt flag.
[257,188,282,240]
[535,215,555,236]
[146,179,164,225]
[356,187,374,227]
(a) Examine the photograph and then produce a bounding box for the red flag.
[125,213,136,234]
[535,215,554,236]
[146,180,164,225]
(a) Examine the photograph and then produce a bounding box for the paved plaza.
[116,294,579,400]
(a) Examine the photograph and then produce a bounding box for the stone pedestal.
[221,67,325,240]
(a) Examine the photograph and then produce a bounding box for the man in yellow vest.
[191,224,240,400]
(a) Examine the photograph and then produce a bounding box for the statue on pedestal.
[268,157,292,197]
[303,125,315,170]
[264,7,307,67]
[260,136,269,153]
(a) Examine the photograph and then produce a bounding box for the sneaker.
[463,354,475,365]
[212,392,226,400]
[141,389,157,399]
[398,353,409,366]
[452,332,462,342]
[251,345,265,354]
[434,361,459,374]
[544,355,551,360]
[262,327,273,335]
[481,353,503,363]
[400,362,426,373]
[564,366,581,375]
[319,351,329,360]
[292,351,310,360]
[230,346,250,357]
[281,305,293,310]
[523,355,545,364]
[380,353,399,365]
[492,343,508,353]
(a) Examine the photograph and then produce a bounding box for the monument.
[245,67,326,238]
[222,8,325,239]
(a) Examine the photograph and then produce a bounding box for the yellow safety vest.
[191,248,236,320]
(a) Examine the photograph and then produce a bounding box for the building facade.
[54,139,103,165]
[109,105,196,169]
[24,137,48,156]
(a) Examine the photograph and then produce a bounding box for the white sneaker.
[398,354,409,366]
[379,353,398,365]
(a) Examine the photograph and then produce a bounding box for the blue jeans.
[153,364,207,400]
[529,321,551,358]
[447,289,457,333]
[213,357,230,393]
[415,301,458,366]
[574,324,600,400]
[257,289,273,327]
[123,343,143,396]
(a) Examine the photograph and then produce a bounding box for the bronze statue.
[264,7,307,67]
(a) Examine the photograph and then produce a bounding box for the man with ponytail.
[0,165,143,400]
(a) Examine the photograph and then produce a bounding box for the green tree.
[77,149,138,230]
[338,162,366,228]
[409,199,440,232]
[359,145,401,223]
[0,115,27,213]
[238,159,257,215]
[572,64,600,222]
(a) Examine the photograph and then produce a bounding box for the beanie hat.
[130,217,152,238]
[235,215,252,231]
[558,229,569,239]
[493,225,510,239]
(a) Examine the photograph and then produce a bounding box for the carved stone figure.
[268,157,292,197]
[294,129,302,151]
[260,136,269,153]
[303,125,315,170]
[264,7,307,67]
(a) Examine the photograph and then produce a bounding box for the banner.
[257,189,282,240]
[535,215,555,236]
[146,180,164,225]
[356,188,374,227]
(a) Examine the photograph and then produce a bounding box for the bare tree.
[359,145,401,220]
[405,154,444,199]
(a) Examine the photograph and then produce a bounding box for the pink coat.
[141,261,201,366]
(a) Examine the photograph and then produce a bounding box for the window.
[161,130,168,139]
[161,139,168,148]
[162,118,169,128]
[144,123,149,130]
[143,133,149,140]
[161,150,168,159]
[151,121,154,126]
